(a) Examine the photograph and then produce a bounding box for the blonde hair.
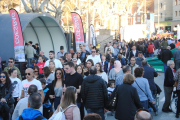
[49,60,56,72]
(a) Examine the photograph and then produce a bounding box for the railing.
[165,17,172,21]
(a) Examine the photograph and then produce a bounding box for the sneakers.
[162,108,172,113]
[176,114,179,118]
[154,112,158,116]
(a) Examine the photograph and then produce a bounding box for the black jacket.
[111,84,142,120]
[164,67,175,87]
[161,49,173,64]
[81,75,108,109]
[0,83,13,102]
[129,50,139,61]
[170,43,176,50]
[154,40,160,49]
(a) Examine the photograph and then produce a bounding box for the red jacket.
[148,44,155,53]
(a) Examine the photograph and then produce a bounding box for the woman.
[111,74,142,120]
[107,58,115,74]
[106,48,114,62]
[96,63,108,84]
[148,41,155,57]
[33,65,41,80]
[9,69,22,107]
[116,54,126,66]
[84,59,94,76]
[49,60,56,74]
[124,45,130,64]
[132,67,155,109]
[109,60,123,80]
[174,66,180,118]
[43,67,54,84]
[37,55,45,74]
[72,53,81,65]
[0,71,14,120]
[50,86,80,120]
[76,65,86,79]
[83,52,90,66]
[49,68,64,110]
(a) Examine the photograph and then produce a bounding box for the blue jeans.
[141,100,148,109]
[149,53,153,57]
[27,58,33,68]
[150,90,157,112]
[54,97,61,110]
[87,109,104,120]
[163,63,168,73]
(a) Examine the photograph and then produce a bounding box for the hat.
[60,46,64,50]
[60,56,66,60]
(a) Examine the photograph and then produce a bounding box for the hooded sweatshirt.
[15,108,47,120]
[81,75,108,109]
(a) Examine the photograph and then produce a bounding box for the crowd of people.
[0,37,180,120]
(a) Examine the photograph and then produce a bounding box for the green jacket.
[160,41,168,49]
[4,66,22,80]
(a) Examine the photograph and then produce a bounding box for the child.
[39,78,52,119]
[107,80,115,116]
[101,54,108,73]
[37,55,45,74]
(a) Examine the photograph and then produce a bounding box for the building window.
[137,2,140,7]
[179,0,180,5]
[161,13,162,18]
[175,11,177,16]
[160,3,163,8]
[179,11,180,16]
[137,17,141,22]
[137,12,140,15]
[175,0,177,5]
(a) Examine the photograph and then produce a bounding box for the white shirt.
[22,79,42,97]
[97,72,108,83]
[86,55,101,65]
[10,77,22,98]
[105,46,115,54]
[133,50,136,56]
[77,58,82,65]
[45,59,63,68]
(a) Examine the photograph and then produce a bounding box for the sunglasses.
[91,51,96,53]
[8,61,13,63]
[25,73,31,76]
[0,75,6,78]
[56,72,62,75]
[34,71,38,72]
[59,59,62,61]
[78,53,81,54]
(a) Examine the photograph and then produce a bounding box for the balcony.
[165,17,173,21]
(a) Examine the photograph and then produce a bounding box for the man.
[115,65,131,86]
[81,66,108,120]
[173,46,180,71]
[72,58,77,68]
[12,85,43,120]
[96,49,101,60]
[129,45,139,61]
[86,49,101,65]
[16,93,47,120]
[154,38,160,49]
[80,47,88,62]
[162,60,175,112]
[129,57,139,76]
[65,52,72,62]
[170,41,176,50]
[25,41,36,67]
[83,43,90,52]
[176,39,180,46]
[161,46,173,73]
[4,58,22,80]
[113,43,119,59]
[63,62,83,108]
[134,110,152,120]
[39,51,48,61]
[57,46,65,59]
[105,42,114,54]
[21,68,44,104]
[160,38,169,50]
[44,51,62,68]
[136,51,145,67]
[70,48,74,54]
[142,60,158,98]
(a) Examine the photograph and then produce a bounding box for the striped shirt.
[174,69,180,90]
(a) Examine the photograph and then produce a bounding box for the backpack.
[19,115,45,120]
[49,104,76,120]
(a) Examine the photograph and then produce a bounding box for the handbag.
[174,71,179,87]
[107,86,118,110]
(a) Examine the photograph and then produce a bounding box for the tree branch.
[39,0,50,12]
[30,0,35,11]
[46,2,56,13]
[50,2,57,11]
[21,0,32,13]
[35,0,39,10]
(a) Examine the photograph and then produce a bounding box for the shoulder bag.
[108,85,118,110]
